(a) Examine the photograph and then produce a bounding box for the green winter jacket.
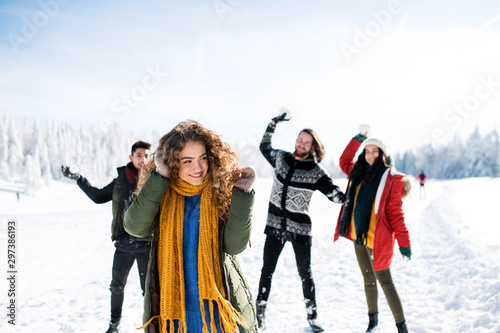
[123,172,258,333]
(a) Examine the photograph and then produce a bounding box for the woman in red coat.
[334,125,412,333]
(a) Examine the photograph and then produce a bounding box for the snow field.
[1,177,499,332]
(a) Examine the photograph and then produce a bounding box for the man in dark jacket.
[61,141,151,333]
[256,111,345,332]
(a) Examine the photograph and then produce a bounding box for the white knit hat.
[361,137,390,155]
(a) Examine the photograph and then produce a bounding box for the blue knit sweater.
[181,194,222,333]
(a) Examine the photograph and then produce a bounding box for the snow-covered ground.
[1,177,499,333]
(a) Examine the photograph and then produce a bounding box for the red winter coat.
[334,138,411,271]
[417,173,427,185]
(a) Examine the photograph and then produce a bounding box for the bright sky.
[1,0,500,160]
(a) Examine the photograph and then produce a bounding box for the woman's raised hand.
[234,167,256,192]
[154,150,170,178]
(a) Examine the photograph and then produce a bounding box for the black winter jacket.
[77,165,152,244]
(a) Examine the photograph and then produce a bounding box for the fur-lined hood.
[402,176,412,198]
[388,167,412,198]
[373,167,411,214]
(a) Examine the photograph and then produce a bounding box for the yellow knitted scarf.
[142,175,246,333]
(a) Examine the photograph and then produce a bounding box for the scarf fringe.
[141,300,247,332]
[136,315,159,330]
[355,234,368,246]
[156,176,244,333]
[200,297,247,333]
[158,318,186,333]
[137,316,190,333]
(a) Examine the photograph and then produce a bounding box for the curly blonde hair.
[136,120,239,220]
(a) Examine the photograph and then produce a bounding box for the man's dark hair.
[131,141,151,154]
[301,128,325,163]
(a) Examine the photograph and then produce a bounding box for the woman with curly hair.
[124,120,258,333]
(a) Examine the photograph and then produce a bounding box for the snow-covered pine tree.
[438,134,465,179]
[465,127,489,177]
[7,117,25,183]
[415,142,436,179]
[1,114,499,190]
[395,150,417,177]
[0,114,9,180]
[482,129,499,177]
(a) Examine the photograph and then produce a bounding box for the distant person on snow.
[334,125,412,333]
[417,170,427,199]
[61,141,151,333]
[255,108,345,333]
[124,120,258,333]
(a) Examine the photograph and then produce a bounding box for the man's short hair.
[131,141,151,154]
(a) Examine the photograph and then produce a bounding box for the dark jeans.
[355,245,405,324]
[257,235,315,302]
[110,249,150,322]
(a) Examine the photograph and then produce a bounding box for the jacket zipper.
[280,159,298,243]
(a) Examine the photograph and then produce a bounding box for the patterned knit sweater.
[260,123,343,244]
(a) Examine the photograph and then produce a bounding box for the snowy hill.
[1,177,499,333]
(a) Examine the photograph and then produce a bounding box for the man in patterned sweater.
[256,110,345,332]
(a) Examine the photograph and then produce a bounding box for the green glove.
[399,247,412,260]
[354,124,371,142]
[353,133,367,142]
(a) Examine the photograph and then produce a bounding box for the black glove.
[61,165,80,181]
[271,107,292,124]
[333,189,345,204]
